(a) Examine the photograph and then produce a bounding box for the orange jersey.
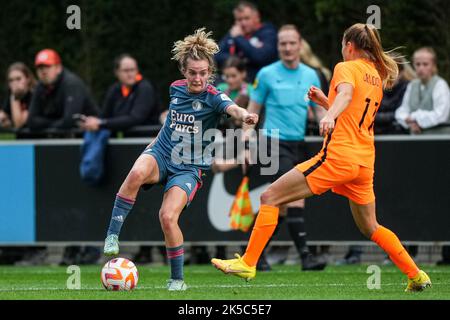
[321,59,383,168]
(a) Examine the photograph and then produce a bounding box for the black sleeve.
[50,82,98,128]
[101,82,157,130]
[27,87,53,130]
[100,84,118,119]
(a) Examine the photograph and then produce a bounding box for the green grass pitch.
[0,264,449,300]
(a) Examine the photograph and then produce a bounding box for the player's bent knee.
[159,209,179,230]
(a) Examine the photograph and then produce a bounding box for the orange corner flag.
[229,176,255,232]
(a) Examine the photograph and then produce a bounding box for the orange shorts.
[295,154,375,205]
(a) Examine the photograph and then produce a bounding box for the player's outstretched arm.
[226,104,259,126]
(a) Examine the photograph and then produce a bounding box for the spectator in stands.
[79,54,160,133]
[0,62,36,129]
[394,47,450,266]
[217,56,253,128]
[27,49,99,264]
[395,47,450,134]
[27,49,98,130]
[215,1,278,82]
[375,59,416,134]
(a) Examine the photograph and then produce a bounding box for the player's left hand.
[319,114,335,136]
[243,113,259,125]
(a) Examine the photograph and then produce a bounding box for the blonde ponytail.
[364,25,399,89]
[344,23,402,89]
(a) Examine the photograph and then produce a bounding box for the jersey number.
[359,98,380,133]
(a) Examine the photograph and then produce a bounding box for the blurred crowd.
[0,1,449,267]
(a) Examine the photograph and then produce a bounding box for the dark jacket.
[27,68,98,130]
[375,79,409,133]
[100,78,160,131]
[216,23,278,82]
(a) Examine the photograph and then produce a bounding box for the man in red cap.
[34,49,62,86]
[27,48,98,130]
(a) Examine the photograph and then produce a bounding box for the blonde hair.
[300,39,332,81]
[172,28,219,82]
[343,23,401,89]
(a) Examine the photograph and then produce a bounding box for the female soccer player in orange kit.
[212,23,431,292]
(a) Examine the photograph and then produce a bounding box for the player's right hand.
[243,113,259,125]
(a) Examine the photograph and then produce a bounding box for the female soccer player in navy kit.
[103,28,258,291]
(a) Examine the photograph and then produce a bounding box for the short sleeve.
[212,92,234,114]
[332,62,356,91]
[250,69,269,105]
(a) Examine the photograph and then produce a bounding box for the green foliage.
[0,0,448,105]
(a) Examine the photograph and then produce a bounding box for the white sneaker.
[167,279,187,291]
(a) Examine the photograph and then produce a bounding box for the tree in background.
[0,0,448,105]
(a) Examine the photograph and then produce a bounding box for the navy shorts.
[141,145,203,207]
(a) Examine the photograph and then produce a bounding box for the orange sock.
[243,204,279,267]
[371,225,419,278]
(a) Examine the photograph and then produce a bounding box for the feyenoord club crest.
[192,99,203,111]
